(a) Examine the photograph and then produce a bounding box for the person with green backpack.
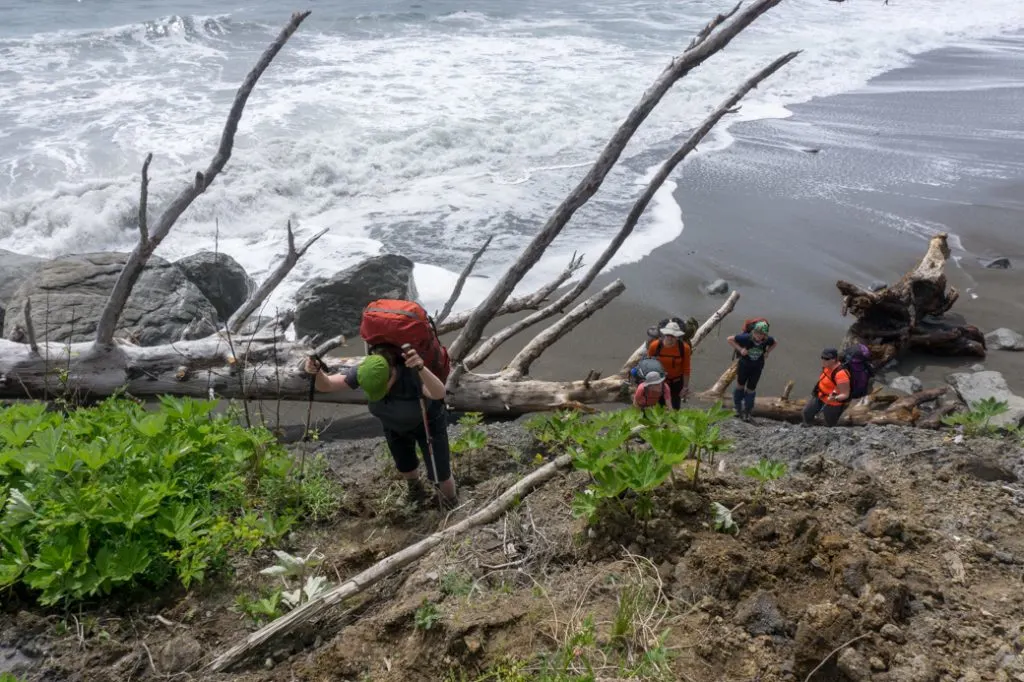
[726,319,778,421]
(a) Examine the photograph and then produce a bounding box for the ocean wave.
[2,0,1023,315]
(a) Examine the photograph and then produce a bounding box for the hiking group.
[304,299,874,509]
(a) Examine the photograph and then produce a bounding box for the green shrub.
[0,396,329,606]
[941,397,1010,437]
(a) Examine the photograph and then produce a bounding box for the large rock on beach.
[700,279,730,296]
[984,328,1024,352]
[946,370,1024,428]
[981,257,1011,269]
[890,375,923,394]
[3,253,218,346]
[175,250,254,322]
[293,254,416,341]
[0,249,46,329]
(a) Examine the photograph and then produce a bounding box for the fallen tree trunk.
[747,387,948,426]
[205,454,574,672]
[838,233,986,364]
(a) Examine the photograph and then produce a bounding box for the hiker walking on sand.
[646,320,691,409]
[727,320,777,421]
[303,345,458,508]
[633,371,671,411]
[802,347,851,427]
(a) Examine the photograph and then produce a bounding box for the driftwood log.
[0,1,798,417]
[838,232,986,363]
[205,454,574,672]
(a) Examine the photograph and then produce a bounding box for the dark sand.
[519,41,1024,397]
[291,41,1024,438]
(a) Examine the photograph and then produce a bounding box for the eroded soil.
[3,417,1024,682]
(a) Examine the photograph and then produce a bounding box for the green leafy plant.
[941,397,1010,437]
[440,570,474,598]
[259,548,333,610]
[0,397,323,606]
[742,458,788,498]
[452,412,488,481]
[562,405,733,527]
[234,590,283,626]
[414,598,442,631]
[711,502,739,535]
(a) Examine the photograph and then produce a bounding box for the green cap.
[753,321,769,333]
[357,355,391,402]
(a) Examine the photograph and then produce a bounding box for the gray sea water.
[1,0,1022,314]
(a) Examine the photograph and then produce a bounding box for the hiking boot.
[437,491,460,511]
[734,411,744,420]
[406,478,429,506]
[742,410,753,422]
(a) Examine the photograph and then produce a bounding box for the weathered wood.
[462,52,798,371]
[747,387,947,426]
[701,360,739,400]
[205,454,574,672]
[838,233,982,364]
[446,0,784,364]
[226,221,328,334]
[436,235,493,325]
[435,252,584,336]
[504,280,626,379]
[93,11,311,347]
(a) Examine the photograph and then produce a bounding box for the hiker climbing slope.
[802,347,851,427]
[304,299,458,508]
[726,320,777,421]
[646,320,691,409]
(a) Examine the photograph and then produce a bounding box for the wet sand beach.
[297,40,1024,437]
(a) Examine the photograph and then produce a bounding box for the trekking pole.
[403,344,442,509]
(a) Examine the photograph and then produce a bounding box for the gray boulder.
[984,327,1024,352]
[982,257,1011,269]
[890,375,923,394]
[946,370,1024,428]
[293,254,416,341]
[3,252,218,346]
[700,279,730,296]
[175,250,254,322]
[0,249,46,329]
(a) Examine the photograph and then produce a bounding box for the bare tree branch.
[462,51,799,371]
[435,252,584,336]
[22,298,38,355]
[446,0,783,365]
[688,1,742,50]
[436,235,493,324]
[505,280,626,378]
[138,153,153,243]
[227,221,328,333]
[93,11,312,347]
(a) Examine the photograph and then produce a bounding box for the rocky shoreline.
[0,249,417,347]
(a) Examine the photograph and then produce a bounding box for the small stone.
[837,648,872,681]
[156,635,203,674]
[983,257,1012,269]
[264,657,274,670]
[464,635,483,654]
[870,656,887,671]
[425,571,439,581]
[313,636,323,649]
[700,279,730,296]
[890,375,924,394]
[862,508,905,540]
[985,328,1024,352]
[881,623,907,644]
[970,363,986,372]
[994,550,1016,564]
[819,534,850,552]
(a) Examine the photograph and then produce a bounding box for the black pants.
[383,411,452,483]
[736,360,764,390]
[802,396,847,427]
[658,377,686,410]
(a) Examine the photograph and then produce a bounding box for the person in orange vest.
[802,347,851,427]
[645,320,691,409]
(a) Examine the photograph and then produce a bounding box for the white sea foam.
[1,0,1022,319]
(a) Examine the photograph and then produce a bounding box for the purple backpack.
[841,344,874,399]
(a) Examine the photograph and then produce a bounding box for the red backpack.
[359,299,451,382]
